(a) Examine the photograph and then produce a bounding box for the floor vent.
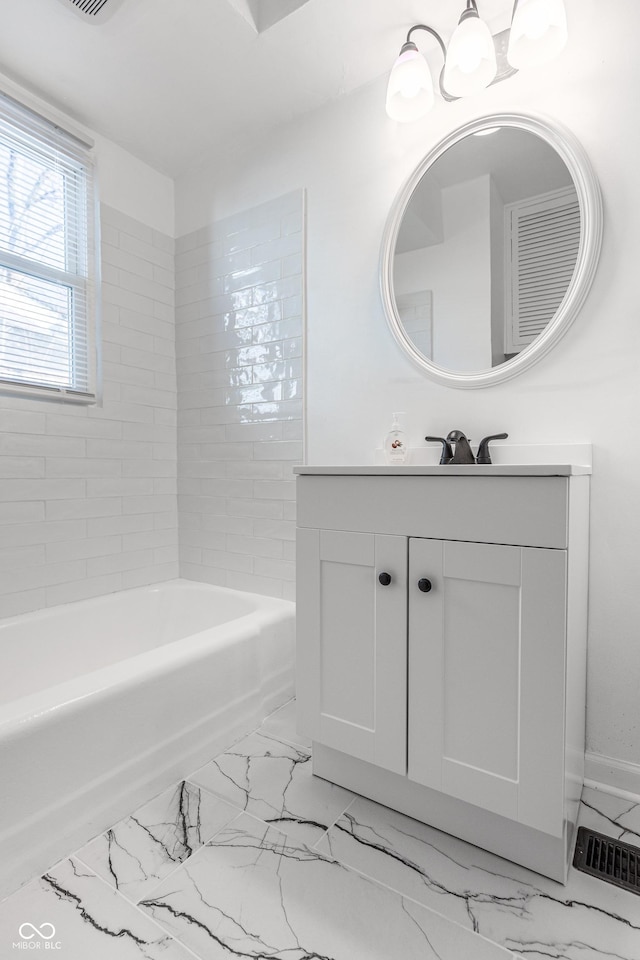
[573,826,640,895]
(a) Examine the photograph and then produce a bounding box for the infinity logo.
[18,923,56,940]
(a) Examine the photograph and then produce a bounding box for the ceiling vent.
[55,0,128,24]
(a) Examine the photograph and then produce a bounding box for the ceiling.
[0,0,514,179]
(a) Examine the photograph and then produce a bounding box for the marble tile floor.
[1,699,638,960]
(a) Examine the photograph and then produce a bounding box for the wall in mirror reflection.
[392,127,581,372]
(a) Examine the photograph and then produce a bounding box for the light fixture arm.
[459,0,481,22]
[405,24,447,63]
[386,0,567,121]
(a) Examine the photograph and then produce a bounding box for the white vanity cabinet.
[295,466,590,882]
[296,528,408,775]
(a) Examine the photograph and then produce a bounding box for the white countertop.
[294,464,591,477]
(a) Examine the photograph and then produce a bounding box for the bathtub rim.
[0,575,260,635]
[0,578,295,732]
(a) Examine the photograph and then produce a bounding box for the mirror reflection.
[393,126,580,372]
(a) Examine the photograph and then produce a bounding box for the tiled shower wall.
[0,205,178,619]
[176,191,304,601]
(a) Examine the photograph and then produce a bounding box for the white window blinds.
[0,92,98,401]
[505,186,580,354]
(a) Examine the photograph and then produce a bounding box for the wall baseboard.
[584,751,640,800]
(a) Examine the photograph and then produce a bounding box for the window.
[0,91,98,401]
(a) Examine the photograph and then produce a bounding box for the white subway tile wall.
[0,206,178,619]
[176,191,304,601]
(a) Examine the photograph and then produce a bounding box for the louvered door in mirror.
[505,186,580,354]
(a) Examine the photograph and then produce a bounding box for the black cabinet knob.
[378,572,392,586]
[418,578,432,593]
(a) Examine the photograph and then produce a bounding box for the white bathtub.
[0,579,295,899]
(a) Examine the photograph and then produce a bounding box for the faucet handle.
[476,433,508,465]
[425,436,453,465]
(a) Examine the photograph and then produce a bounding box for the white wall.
[394,175,493,370]
[0,73,174,237]
[94,135,174,237]
[175,1,640,771]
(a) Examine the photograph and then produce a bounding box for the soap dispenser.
[384,412,409,464]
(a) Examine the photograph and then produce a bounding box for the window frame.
[0,89,99,404]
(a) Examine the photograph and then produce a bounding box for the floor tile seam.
[65,816,531,960]
[130,808,287,906]
[61,853,204,960]
[181,714,300,788]
[22,839,129,903]
[186,734,314,815]
[186,767,252,813]
[184,729,261,784]
[72,846,177,913]
[182,776,248,825]
[580,802,640,844]
[117,892,206,960]
[258,729,312,753]
[200,804,330,845]
[183,706,282,785]
[77,816,519,960]
[310,795,359,850]
[124,892,207,960]
[308,841,515,958]
[340,856,518,957]
[66,773,244,880]
[63,744,254,876]
[71,788,246,910]
[126,809,250,907]
[127,803,497,954]
[330,840,640,954]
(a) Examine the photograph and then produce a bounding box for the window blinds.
[0,91,97,400]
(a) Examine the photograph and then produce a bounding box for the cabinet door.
[297,528,407,774]
[408,538,567,836]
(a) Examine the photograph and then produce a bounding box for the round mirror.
[381,114,603,388]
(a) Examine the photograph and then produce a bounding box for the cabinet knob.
[378,572,392,586]
[418,578,432,593]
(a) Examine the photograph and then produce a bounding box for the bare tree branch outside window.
[0,143,73,387]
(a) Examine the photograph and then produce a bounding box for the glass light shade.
[507,0,568,68]
[386,44,435,122]
[443,15,497,98]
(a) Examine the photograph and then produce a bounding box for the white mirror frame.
[380,113,603,389]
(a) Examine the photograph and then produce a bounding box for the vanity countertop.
[294,464,592,477]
